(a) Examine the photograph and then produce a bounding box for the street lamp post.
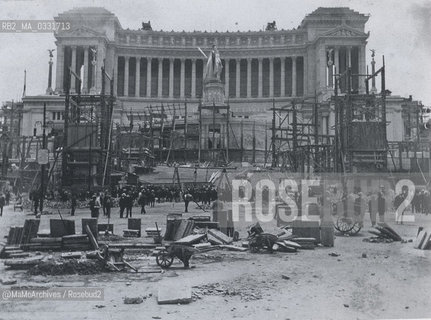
[36,103,53,215]
[0,128,9,179]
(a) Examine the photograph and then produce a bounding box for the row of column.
[325,45,365,92]
[118,56,302,98]
[55,44,104,94]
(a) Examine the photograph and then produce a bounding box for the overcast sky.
[0,0,430,105]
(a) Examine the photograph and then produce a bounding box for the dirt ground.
[0,202,430,320]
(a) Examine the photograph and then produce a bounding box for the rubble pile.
[192,282,262,301]
[28,259,107,276]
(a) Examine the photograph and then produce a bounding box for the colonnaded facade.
[21,6,377,166]
[52,6,369,116]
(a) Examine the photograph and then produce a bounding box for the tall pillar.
[322,116,328,135]
[70,45,77,93]
[146,57,152,97]
[96,45,104,93]
[280,57,285,97]
[269,57,274,97]
[124,56,129,97]
[169,58,174,98]
[191,59,196,98]
[82,47,89,94]
[292,56,297,97]
[347,46,352,68]
[180,58,185,98]
[113,55,118,96]
[55,44,64,93]
[358,45,366,93]
[334,47,340,92]
[157,58,163,97]
[258,58,263,98]
[224,59,229,97]
[135,57,140,97]
[319,46,326,91]
[246,58,252,98]
[235,59,240,98]
[303,54,308,95]
[327,49,333,88]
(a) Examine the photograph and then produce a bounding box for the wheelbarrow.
[332,199,364,236]
[156,243,198,269]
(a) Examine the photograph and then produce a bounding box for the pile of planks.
[6,227,24,245]
[414,227,431,250]
[0,246,30,259]
[207,229,233,245]
[6,219,40,247]
[21,237,62,251]
[164,219,196,241]
[62,234,91,251]
[367,223,403,243]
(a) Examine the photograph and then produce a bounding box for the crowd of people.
[33,184,219,218]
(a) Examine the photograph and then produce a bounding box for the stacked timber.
[7,227,24,245]
[288,237,316,249]
[21,237,62,251]
[62,234,91,251]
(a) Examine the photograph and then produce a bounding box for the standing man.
[119,193,126,218]
[138,190,146,214]
[71,192,77,216]
[100,192,106,217]
[104,193,112,219]
[183,190,192,213]
[33,190,40,216]
[0,193,5,216]
[125,192,133,218]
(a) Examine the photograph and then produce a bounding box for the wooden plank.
[4,256,44,269]
[219,245,248,252]
[207,229,233,244]
[173,220,188,241]
[175,233,206,245]
[283,240,302,249]
[274,242,297,252]
[86,224,99,250]
[20,219,40,245]
[61,252,83,259]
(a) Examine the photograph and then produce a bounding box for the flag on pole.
[22,69,26,97]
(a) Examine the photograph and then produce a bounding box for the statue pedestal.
[202,79,225,106]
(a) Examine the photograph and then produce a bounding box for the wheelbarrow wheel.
[334,217,355,234]
[156,250,174,268]
[348,222,362,235]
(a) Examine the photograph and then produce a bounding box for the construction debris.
[4,256,45,270]
[207,229,233,244]
[365,224,403,243]
[28,259,107,276]
[124,297,144,304]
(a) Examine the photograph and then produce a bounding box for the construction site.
[0,4,431,320]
